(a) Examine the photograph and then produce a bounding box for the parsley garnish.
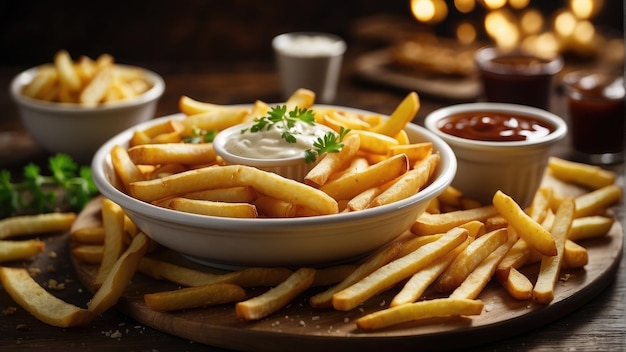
[243,105,350,163]
[183,127,216,144]
[0,153,98,218]
[304,126,351,163]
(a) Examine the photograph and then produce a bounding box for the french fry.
[110,144,145,191]
[183,186,257,203]
[304,133,360,188]
[434,228,509,293]
[387,142,432,163]
[22,65,57,99]
[128,143,217,165]
[235,267,316,320]
[71,245,104,264]
[311,264,358,287]
[0,213,76,240]
[253,196,296,217]
[501,267,533,300]
[350,129,399,155]
[310,242,402,308]
[242,100,271,123]
[178,109,248,136]
[332,227,468,311]
[411,205,498,236]
[533,198,575,304]
[80,65,114,105]
[92,198,127,291]
[0,266,92,327]
[372,91,420,137]
[370,153,439,207]
[391,237,469,306]
[70,226,105,245]
[568,216,614,242]
[562,239,589,268]
[493,191,557,257]
[548,157,616,190]
[144,283,246,312]
[129,165,339,215]
[285,88,315,110]
[54,49,81,91]
[346,181,392,211]
[355,298,483,331]
[526,187,554,224]
[179,95,249,116]
[166,197,258,218]
[449,232,516,299]
[574,184,622,218]
[0,239,45,262]
[320,154,409,201]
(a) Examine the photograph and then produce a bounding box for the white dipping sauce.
[224,120,334,159]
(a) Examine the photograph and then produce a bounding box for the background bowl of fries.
[92,107,457,269]
[9,54,165,163]
[425,102,567,207]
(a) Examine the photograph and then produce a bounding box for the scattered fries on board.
[1,74,622,336]
[21,50,153,106]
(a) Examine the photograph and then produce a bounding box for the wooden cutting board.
[70,173,623,352]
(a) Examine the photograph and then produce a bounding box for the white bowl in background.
[10,64,165,163]
[92,107,457,269]
[425,102,567,208]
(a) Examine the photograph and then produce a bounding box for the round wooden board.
[70,174,623,352]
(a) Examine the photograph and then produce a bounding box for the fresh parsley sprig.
[183,127,216,144]
[305,126,351,163]
[0,153,98,218]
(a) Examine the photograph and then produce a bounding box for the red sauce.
[438,111,555,142]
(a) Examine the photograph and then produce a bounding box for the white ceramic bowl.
[92,107,457,269]
[10,64,165,163]
[425,102,567,208]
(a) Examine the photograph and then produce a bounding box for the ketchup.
[437,111,555,142]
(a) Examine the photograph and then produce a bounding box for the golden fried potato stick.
[178,95,250,116]
[184,186,257,203]
[574,184,622,218]
[242,100,271,123]
[304,133,360,188]
[310,242,402,308]
[285,88,316,110]
[391,237,469,306]
[562,239,589,269]
[311,264,359,287]
[110,144,145,191]
[70,226,105,245]
[54,49,82,91]
[92,198,127,291]
[501,267,533,300]
[547,157,616,190]
[22,65,57,99]
[356,298,483,331]
[370,153,439,207]
[71,245,104,264]
[235,267,316,320]
[569,216,614,241]
[350,129,400,155]
[128,143,217,165]
[144,283,246,312]
[129,165,339,215]
[533,198,575,304]
[411,205,498,236]
[0,212,76,240]
[493,191,557,257]
[449,232,517,300]
[387,142,432,163]
[0,266,92,327]
[178,109,248,136]
[434,228,509,293]
[332,227,468,311]
[87,232,150,316]
[80,65,114,105]
[165,197,258,218]
[320,154,409,201]
[253,196,296,217]
[526,187,554,224]
[372,91,420,137]
[0,239,45,262]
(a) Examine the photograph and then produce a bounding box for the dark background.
[1,0,622,67]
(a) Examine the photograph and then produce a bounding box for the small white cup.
[272,32,346,104]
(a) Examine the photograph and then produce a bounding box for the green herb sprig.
[243,105,350,163]
[182,127,216,144]
[0,153,98,218]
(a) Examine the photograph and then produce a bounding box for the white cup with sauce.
[272,32,346,104]
[425,103,567,207]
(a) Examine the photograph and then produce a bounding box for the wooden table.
[0,55,624,351]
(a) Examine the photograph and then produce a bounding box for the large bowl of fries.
[9,51,165,162]
[91,102,457,269]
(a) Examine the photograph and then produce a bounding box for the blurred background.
[1,0,622,66]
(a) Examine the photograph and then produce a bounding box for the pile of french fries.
[21,50,153,106]
[0,88,622,331]
[110,88,439,218]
